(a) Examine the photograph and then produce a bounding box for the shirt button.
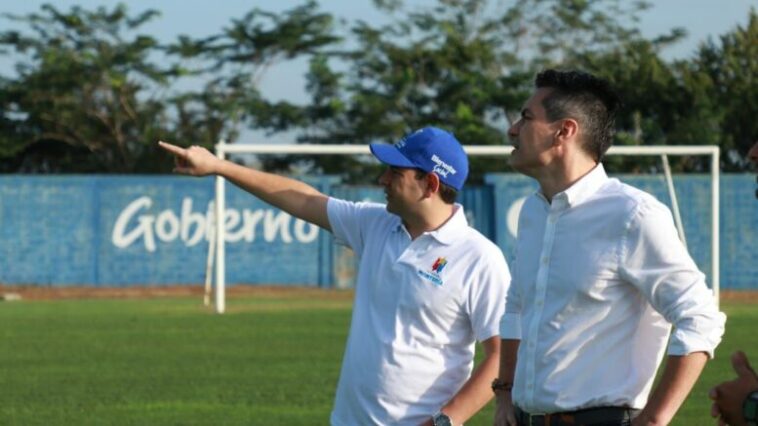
[541,257,549,265]
[549,216,557,224]
[536,299,543,306]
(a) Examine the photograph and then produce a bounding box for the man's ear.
[554,118,579,144]
[425,172,441,196]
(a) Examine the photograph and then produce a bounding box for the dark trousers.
[514,406,640,426]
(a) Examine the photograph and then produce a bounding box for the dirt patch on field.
[717,290,758,303]
[0,284,355,301]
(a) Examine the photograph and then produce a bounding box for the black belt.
[515,406,640,426]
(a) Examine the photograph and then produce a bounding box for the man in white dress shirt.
[159,127,509,426]
[492,69,726,425]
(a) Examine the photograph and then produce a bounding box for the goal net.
[206,143,720,314]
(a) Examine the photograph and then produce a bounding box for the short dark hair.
[535,69,621,162]
[415,169,458,204]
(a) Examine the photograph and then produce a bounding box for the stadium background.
[1,173,755,290]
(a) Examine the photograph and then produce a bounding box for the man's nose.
[507,119,520,137]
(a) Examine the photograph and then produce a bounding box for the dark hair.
[535,69,621,162]
[415,169,458,204]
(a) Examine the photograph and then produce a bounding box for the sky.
[2,0,755,101]
[0,0,755,143]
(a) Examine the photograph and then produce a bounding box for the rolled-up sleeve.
[619,199,726,357]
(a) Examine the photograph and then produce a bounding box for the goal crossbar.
[210,143,720,313]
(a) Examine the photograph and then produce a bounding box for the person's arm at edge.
[424,336,500,426]
[159,141,330,230]
[709,350,758,426]
[633,352,709,426]
[493,339,519,426]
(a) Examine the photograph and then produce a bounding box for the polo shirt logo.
[432,257,447,273]
[417,257,447,286]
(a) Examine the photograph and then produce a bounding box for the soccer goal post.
[208,143,720,314]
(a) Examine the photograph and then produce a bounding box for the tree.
[567,8,757,172]
[293,0,665,182]
[566,38,715,172]
[2,1,753,175]
[0,4,178,173]
[0,2,340,173]
[693,9,757,171]
[165,0,340,171]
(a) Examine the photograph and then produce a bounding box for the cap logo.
[431,154,457,178]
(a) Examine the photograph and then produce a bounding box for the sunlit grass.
[0,292,753,425]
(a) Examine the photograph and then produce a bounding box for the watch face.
[745,391,758,422]
[433,413,452,426]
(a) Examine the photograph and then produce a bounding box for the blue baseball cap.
[369,127,469,191]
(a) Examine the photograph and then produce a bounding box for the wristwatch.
[744,390,758,426]
[432,411,453,426]
[491,378,513,393]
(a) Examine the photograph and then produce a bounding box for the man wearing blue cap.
[159,127,510,426]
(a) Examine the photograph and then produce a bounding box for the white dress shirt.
[328,199,510,425]
[499,164,725,413]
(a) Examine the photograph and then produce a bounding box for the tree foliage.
[0,2,338,173]
[0,4,174,172]
[0,1,755,175]
[160,0,339,179]
[693,9,757,170]
[297,0,677,180]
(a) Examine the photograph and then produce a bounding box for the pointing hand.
[158,141,219,176]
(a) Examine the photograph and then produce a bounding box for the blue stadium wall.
[0,174,755,289]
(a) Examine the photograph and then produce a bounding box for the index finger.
[158,141,187,157]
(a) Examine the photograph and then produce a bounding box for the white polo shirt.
[327,198,509,426]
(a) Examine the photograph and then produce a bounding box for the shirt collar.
[563,163,609,207]
[541,163,609,208]
[393,204,469,245]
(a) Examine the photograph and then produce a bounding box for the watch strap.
[432,411,453,426]
[491,378,513,393]
[744,390,758,426]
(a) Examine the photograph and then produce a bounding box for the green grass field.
[0,290,754,425]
